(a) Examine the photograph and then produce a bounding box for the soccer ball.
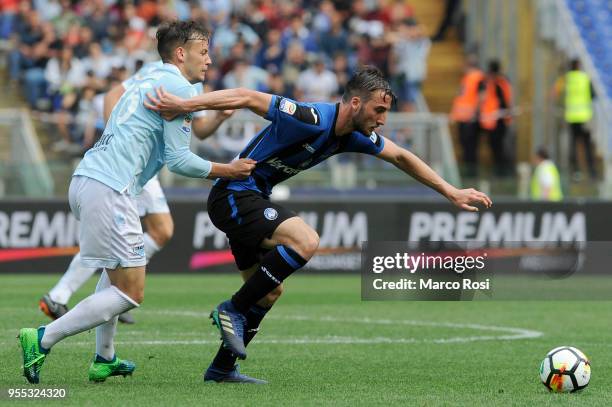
[540,346,591,392]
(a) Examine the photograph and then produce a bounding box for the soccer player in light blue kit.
[18,21,255,384]
[38,60,234,325]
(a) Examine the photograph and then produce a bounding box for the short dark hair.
[488,59,501,74]
[569,58,580,70]
[156,20,209,63]
[342,65,396,104]
[536,146,550,160]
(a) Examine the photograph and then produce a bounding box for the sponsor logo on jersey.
[310,107,318,124]
[131,243,145,258]
[303,143,316,153]
[279,99,297,115]
[370,132,378,143]
[266,157,302,175]
[299,159,312,168]
[264,208,278,221]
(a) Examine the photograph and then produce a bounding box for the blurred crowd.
[1,0,431,154]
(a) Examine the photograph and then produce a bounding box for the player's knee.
[157,225,173,247]
[149,222,174,247]
[120,287,144,304]
[131,290,144,305]
[296,231,319,260]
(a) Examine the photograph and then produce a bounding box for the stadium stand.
[3,0,457,198]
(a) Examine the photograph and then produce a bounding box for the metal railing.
[0,109,54,197]
[0,108,459,197]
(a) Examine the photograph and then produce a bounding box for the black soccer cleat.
[204,364,267,384]
[39,294,68,320]
[210,300,247,360]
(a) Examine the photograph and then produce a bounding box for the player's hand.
[144,87,188,120]
[225,158,257,180]
[448,187,492,212]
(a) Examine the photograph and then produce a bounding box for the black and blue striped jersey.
[216,95,385,196]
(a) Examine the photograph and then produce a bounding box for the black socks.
[231,245,307,314]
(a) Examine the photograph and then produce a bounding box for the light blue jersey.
[122,60,164,89]
[123,60,204,95]
[74,63,212,195]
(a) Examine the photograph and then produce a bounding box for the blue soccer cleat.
[210,300,247,360]
[204,364,267,384]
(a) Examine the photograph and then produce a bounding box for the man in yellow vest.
[556,59,597,180]
[531,147,563,201]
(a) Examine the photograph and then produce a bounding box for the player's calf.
[257,284,284,307]
[231,245,307,314]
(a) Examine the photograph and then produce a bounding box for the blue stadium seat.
[566,0,612,98]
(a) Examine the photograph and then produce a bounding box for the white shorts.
[136,176,170,217]
[69,176,146,269]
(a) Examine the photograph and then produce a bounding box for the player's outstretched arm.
[377,138,492,212]
[145,87,272,119]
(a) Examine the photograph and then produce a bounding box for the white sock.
[143,233,160,263]
[41,282,138,350]
[48,253,98,305]
[95,271,118,361]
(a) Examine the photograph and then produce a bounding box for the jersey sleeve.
[342,131,385,155]
[162,85,212,178]
[264,95,325,131]
[192,83,208,118]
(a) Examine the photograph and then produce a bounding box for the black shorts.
[207,186,296,270]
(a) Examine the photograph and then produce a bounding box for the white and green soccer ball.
[540,346,591,393]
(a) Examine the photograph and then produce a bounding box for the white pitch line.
[140,309,543,342]
[0,310,542,346]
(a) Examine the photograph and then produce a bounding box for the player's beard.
[353,105,372,135]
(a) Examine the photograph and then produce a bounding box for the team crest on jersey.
[279,99,297,115]
[181,114,193,133]
[370,132,378,143]
[264,208,278,220]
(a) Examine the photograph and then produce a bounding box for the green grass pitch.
[1,274,612,406]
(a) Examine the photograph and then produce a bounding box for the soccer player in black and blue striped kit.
[146,66,492,383]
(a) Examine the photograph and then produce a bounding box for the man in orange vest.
[451,55,484,177]
[479,59,513,176]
